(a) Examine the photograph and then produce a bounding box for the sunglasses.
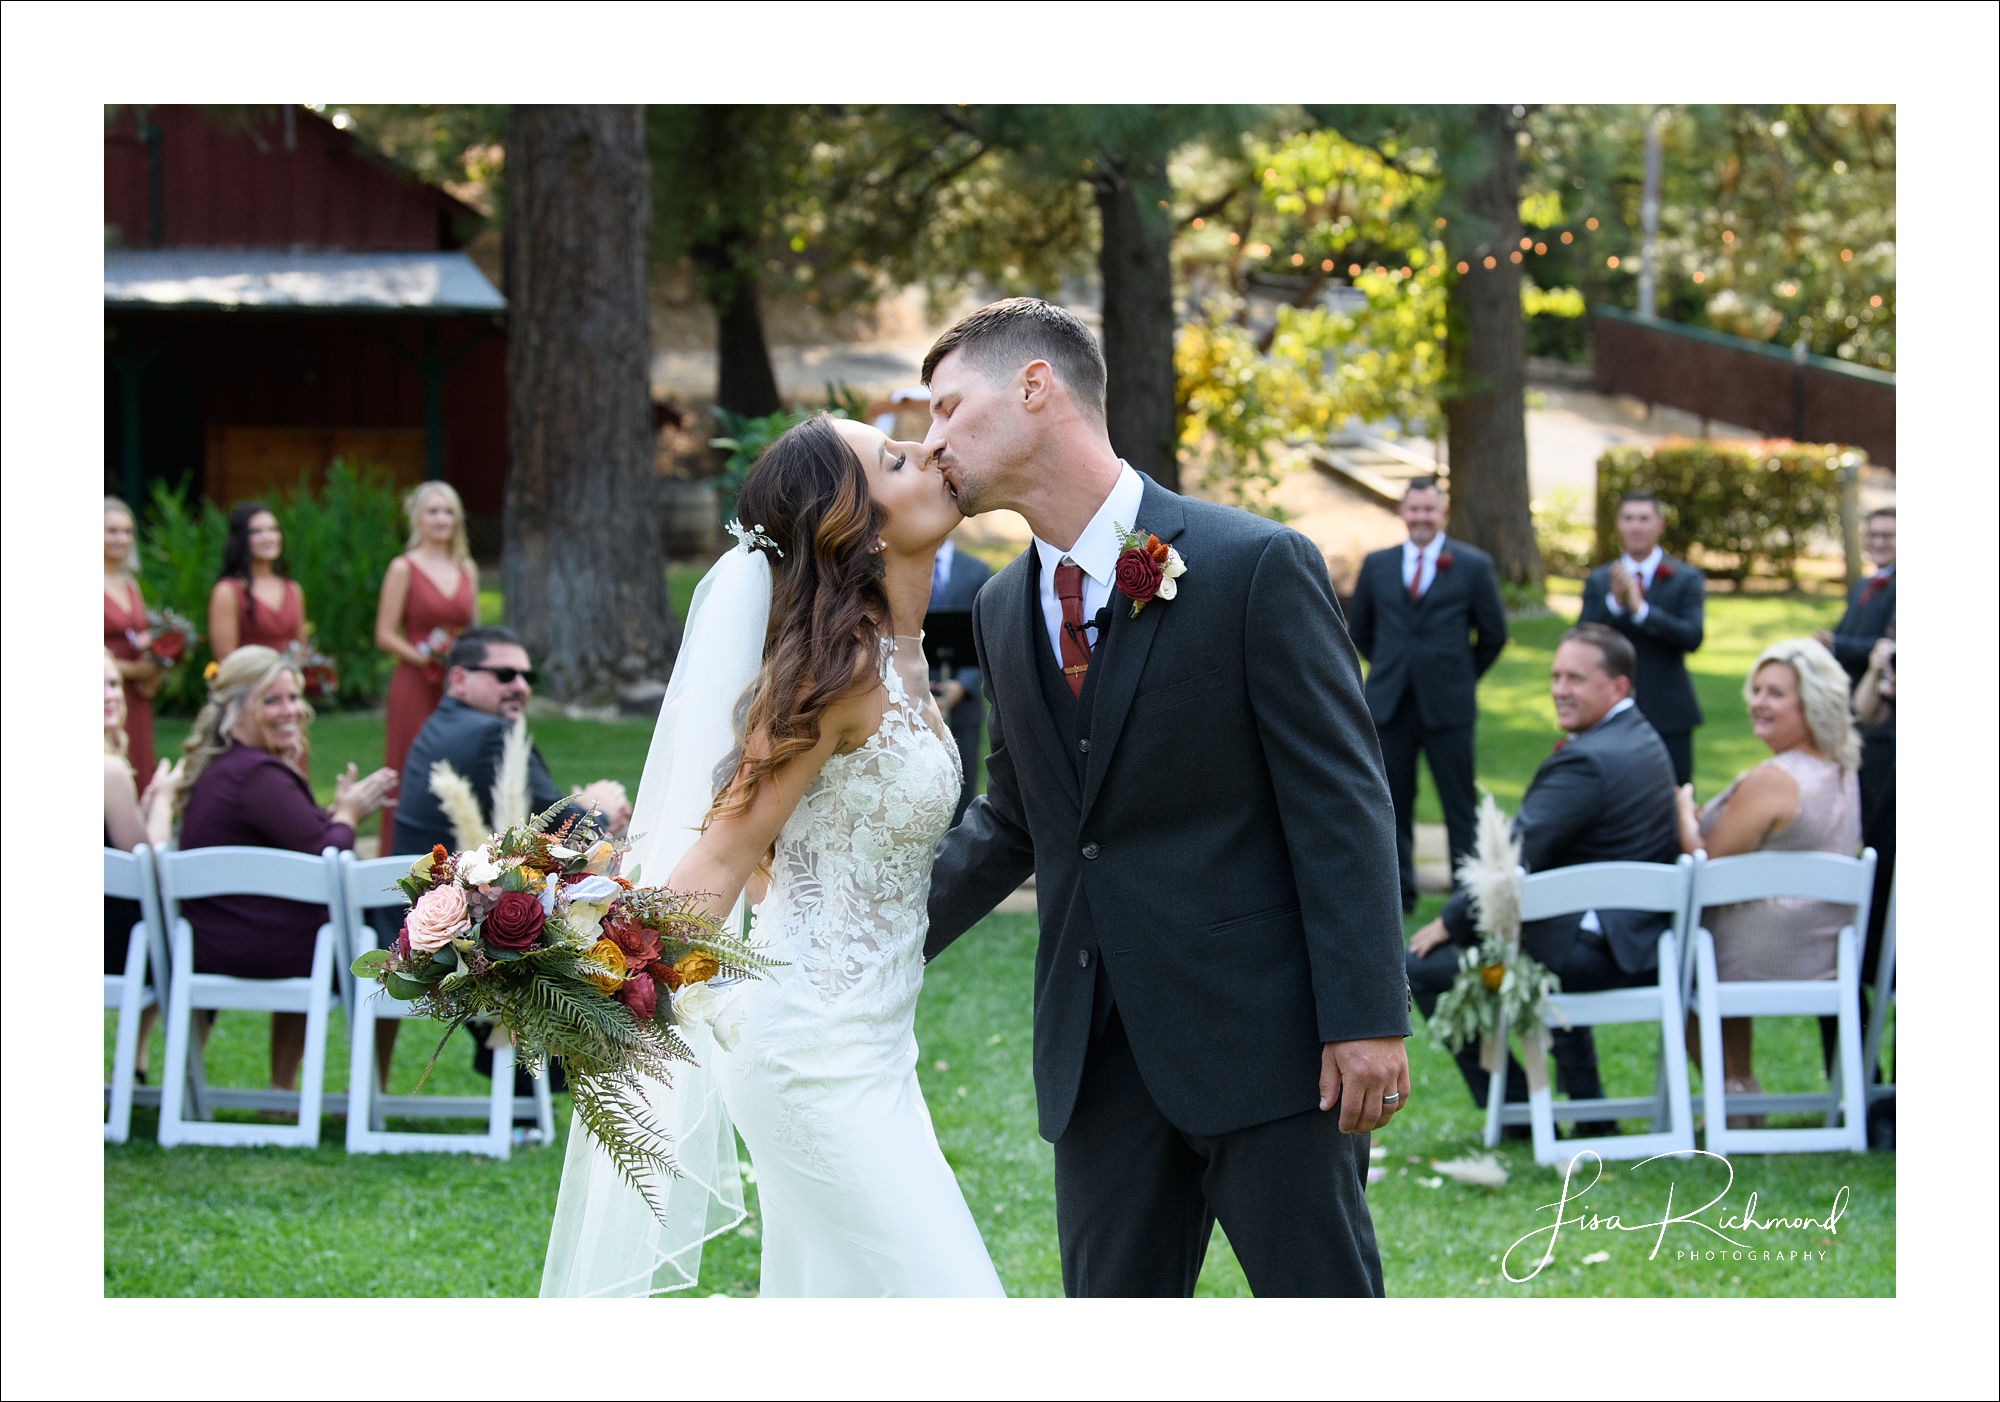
[469,665,539,686]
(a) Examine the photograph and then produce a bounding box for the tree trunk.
[695,235,783,418]
[503,104,677,701]
[1443,105,1542,588]
[1094,161,1180,492]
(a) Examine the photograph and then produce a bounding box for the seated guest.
[105,650,175,1082]
[1674,637,1861,1118]
[1407,623,1680,1133]
[171,646,397,1094]
[208,502,308,661]
[383,626,630,1097]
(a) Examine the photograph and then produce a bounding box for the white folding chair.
[1690,848,1877,1155]
[105,844,171,1143]
[1862,875,1896,1109]
[1481,856,1697,1165]
[341,852,552,1156]
[155,845,346,1148]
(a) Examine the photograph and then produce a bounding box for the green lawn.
[115,592,1887,1296]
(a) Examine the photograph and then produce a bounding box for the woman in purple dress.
[170,646,397,1092]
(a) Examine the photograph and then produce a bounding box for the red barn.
[104,105,509,557]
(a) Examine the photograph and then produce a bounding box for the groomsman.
[927,535,993,825]
[1346,478,1508,912]
[1580,490,1705,786]
[1820,506,1896,682]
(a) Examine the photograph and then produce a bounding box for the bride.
[541,414,1004,1298]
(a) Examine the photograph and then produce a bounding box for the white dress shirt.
[1032,461,1146,667]
[1401,532,1447,598]
[1603,546,1663,624]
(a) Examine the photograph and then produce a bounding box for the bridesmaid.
[208,502,308,660]
[104,496,159,782]
[374,481,478,838]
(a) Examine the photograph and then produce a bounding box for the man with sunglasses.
[384,627,631,1112]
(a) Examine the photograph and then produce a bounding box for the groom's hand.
[1321,1037,1410,1134]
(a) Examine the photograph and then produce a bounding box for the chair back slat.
[1692,849,1875,910]
[158,845,340,905]
[1519,857,1691,922]
[105,846,148,900]
[344,854,416,913]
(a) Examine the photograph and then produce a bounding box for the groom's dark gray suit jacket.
[926,476,1409,1143]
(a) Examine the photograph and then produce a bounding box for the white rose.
[459,848,502,886]
[674,982,718,1026]
[1156,576,1177,601]
[1163,547,1186,579]
[710,1005,746,1052]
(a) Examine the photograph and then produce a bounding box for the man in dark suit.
[1346,477,1509,911]
[1406,623,1680,1134]
[1579,490,1705,785]
[925,535,994,825]
[1820,506,1896,685]
[386,626,628,1100]
[921,298,1409,1298]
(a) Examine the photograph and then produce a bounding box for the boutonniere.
[1654,561,1675,581]
[1552,735,1572,753]
[1112,522,1187,617]
[1436,552,1455,572]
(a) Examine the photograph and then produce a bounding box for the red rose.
[154,631,186,662]
[1436,552,1454,571]
[483,891,548,951]
[1114,546,1163,604]
[616,974,658,1021]
[1656,562,1676,581]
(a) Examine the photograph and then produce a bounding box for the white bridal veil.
[538,541,772,1298]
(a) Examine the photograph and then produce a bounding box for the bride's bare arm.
[668,671,887,920]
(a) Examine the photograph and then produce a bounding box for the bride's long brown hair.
[707,415,889,825]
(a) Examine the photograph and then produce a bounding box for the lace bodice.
[751,637,960,1052]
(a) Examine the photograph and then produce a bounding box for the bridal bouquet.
[134,606,198,668]
[281,638,339,701]
[350,800,776,1216]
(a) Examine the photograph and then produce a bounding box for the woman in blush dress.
[374,482,478,841]
[104,497,159,782]
[170,646,397,1092]
[1677,637,1862,1118]
[208,502,308,661]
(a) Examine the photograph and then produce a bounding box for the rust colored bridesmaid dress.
[220,576,306,654]
[380,558,476,837]
[105,577,156,782]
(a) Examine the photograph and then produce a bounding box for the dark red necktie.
[1054,559,1093,699]
[1407,565,1424,603]
[1632,564,1649,599]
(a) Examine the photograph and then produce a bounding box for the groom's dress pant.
[1053,1009,1383,1297]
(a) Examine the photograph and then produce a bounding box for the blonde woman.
[104,497,159,781]
[374,481,478,837]
[172,647,397,1092]
[1676,636,1862,1106]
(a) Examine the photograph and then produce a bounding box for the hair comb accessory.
[725,519,783,558]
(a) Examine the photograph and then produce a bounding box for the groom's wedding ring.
[1381,1092,1401,1105]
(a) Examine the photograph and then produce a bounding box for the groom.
[922,299,1411,1297]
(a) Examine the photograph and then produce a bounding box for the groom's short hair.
[922,298,1106,423]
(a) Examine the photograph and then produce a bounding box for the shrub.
[1595,439,1858,586]
[706,383,870,525]
[1532,484,1596,579]
[139,461,409,712]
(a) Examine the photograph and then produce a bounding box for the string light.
[1434,217,1447,229]
[1560,231,1573,244]
[1400,266,1412,278]
[1264,167,1278,180]
[1456,260,1470,274]
[1585,217,1599,230]
[1606,255,1620,268]
[1519,237,1532,250]
[1692,270,1706,283]
[1291,252,1305,266]
[1483,255,1497,269]
[1249,243,1271,258]
[1349,263,1362,277]
[1322,258,1334,271]
[1722,230,1735,244]
[1534,242,1547,255]
[1192,217,1205,230]
[1510,250,1523,263]
[1840,248,1853,261]
[1869,294,1882,307]
[1227,232,1241,246]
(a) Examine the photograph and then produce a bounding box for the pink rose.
[616,974,658,1021]
[406,885,471,952]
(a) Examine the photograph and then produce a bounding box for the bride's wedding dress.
[717,637,1002,1296]
[540,542,1000,1298]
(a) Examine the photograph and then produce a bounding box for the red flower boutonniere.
[1436,552,1455,572]
[1112,522,1187,617]
[1552,736,1572,753]
[1655,561,1676,582]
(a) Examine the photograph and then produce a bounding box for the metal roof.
[104,249,505,314]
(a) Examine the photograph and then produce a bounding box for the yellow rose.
[674,950,721,986]
[584,939,628,994]
[1480,963,1506,993]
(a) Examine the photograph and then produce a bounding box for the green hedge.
[140,462,410,713]
[1595,439,1858,585]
